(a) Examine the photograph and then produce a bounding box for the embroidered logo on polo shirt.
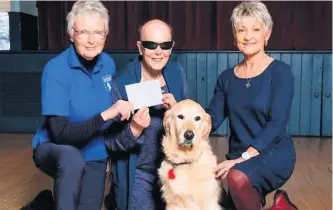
[102,74,112,92]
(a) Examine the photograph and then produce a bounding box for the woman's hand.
[101,100,134,121]
[214,158,244,179]
[162,93,177,109]
[130,107,151,137]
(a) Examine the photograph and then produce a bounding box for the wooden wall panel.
[322,54,332,136]
[0,51,331,137]
[311,54,324,136]
[289,54,302,135]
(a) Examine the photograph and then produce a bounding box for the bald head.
[136,19,174,73]
[139,19,172,41]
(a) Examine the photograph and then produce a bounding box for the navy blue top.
[105,57,188,210]
[136,85,170,173]
[206,60,294,160]
[32,44,116,161]
[105,57,188,156]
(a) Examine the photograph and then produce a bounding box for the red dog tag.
[168,168,176,179]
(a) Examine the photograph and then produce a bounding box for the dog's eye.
[177,114,184,120]
[195,116,201,121]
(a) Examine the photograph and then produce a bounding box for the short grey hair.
[230,1,273,35]
[66,0,109,38]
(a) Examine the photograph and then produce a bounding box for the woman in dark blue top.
[105,19,188,210]
[206,2,297,210]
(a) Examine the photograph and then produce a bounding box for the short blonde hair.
[66,0,109,38]
[230,1,273,34]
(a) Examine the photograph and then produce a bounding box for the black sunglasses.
[140,41,174,50]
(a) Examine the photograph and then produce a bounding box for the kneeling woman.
[206,2,297,210]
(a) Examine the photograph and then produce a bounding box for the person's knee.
[32,143,57,177]
[57,145,86,175]
[227,169,249,190]
[32,142,51,166]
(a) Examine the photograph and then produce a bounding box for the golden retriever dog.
[158,99,223,210]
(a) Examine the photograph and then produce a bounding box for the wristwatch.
[241,152,251,160]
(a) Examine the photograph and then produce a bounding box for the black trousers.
[33,142,107,210]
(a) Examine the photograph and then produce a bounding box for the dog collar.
[166,151,203,168]
[166,159,192,180]
[166,151,203,179]
[167,159,193,168]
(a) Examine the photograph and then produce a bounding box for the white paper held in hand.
[125,80,163,110]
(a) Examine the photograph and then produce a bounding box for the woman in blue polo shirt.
[27,1,134,210]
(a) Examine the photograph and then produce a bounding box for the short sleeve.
[41,63,70,116]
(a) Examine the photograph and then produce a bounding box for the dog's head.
[163,99,212,150]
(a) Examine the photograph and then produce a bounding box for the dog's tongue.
[168,168,176,179]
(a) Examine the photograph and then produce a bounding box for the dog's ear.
[163,109,172,134]
[201,113,212,140]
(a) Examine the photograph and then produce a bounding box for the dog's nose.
[184,130,194,140]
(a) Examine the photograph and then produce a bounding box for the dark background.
[36,1,332,51]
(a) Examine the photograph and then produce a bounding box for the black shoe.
[104,193,117,210]
[20,189,54,210]
[219,188,236,210]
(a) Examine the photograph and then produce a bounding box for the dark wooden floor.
[0,133,331,210]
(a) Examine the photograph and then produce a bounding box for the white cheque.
[125,80,163,110]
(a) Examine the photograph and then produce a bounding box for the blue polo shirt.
[32,44,116,161]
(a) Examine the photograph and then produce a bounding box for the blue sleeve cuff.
[100,120,113,131]
[125,123,145,144]
[250,143,265,153]
[31,127,50,149]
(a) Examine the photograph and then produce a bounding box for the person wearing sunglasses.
[104,19,188,210]
[24,1,135,210]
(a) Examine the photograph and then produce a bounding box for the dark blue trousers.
[33,142,107,210]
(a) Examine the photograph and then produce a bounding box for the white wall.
[0,0,10,12]
[10,0,37,16]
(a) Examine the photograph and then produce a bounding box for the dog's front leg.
[166,206,186,210]
[166,205,200,210]
[205,202,224,210]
